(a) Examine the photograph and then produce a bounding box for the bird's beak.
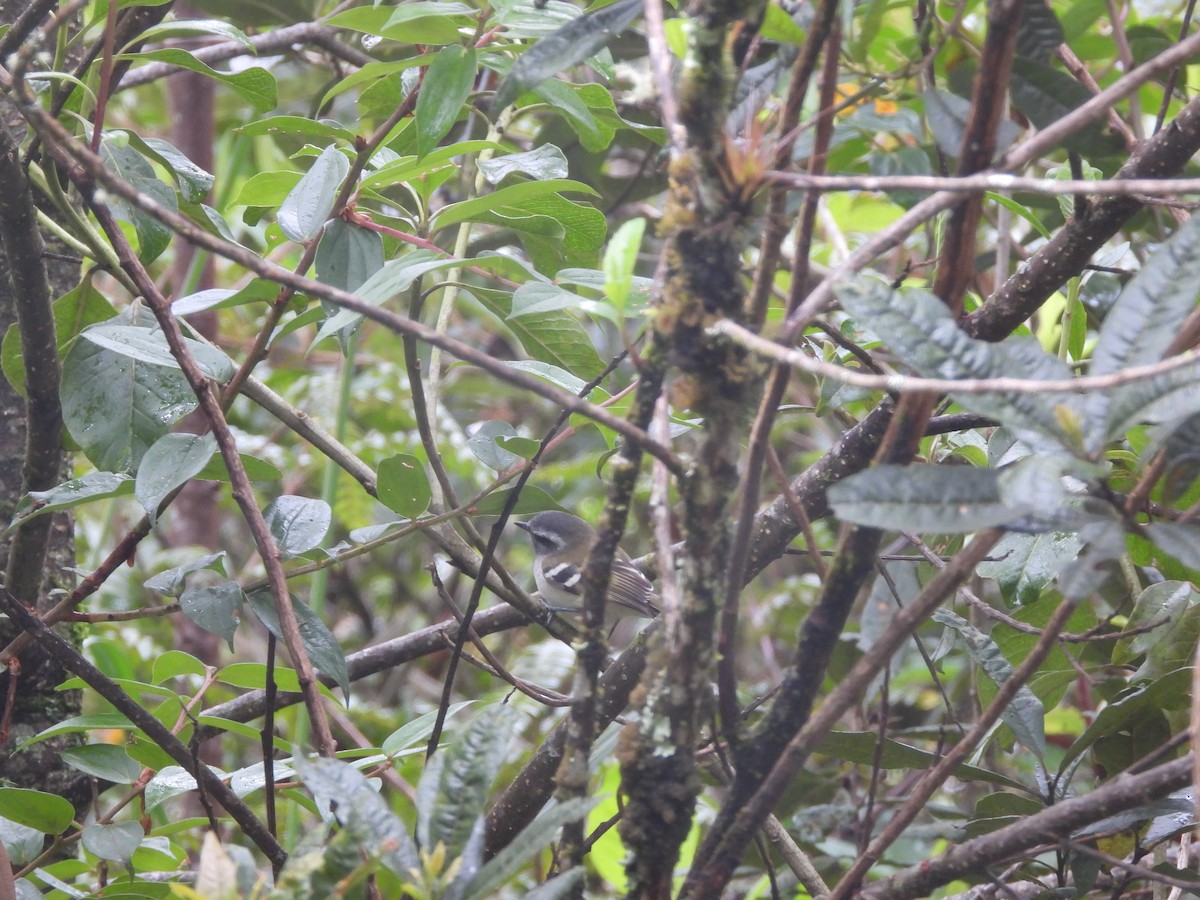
[515,521,531,533]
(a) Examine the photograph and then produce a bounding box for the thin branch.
[6,80,683,474]
[0,588,287,869]
[782,27,1200,338]
[829,592,1080,898]
[860,755,1192,899]
[116,22,372,91]
[765,171,1200,196]
[711,318,1200,395]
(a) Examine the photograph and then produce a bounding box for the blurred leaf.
[465,797,597,900]
[1015,0,1065,61]
[377,453,432,517]
[815,732,1024,788]
[603,217,645,314]
[478,145,569,184]
[8,472,133,533]
[135,135,215,203]
[263,495,332,559]
[493,0,641,112]
[468,421,525,471]
[121,49,277,112]
[416,705,514,858]
[1,276,115,398]
[470,287,604,379]
[1094,216,1200,453]
[1059,668,1191,772]
[1010,57,1115,154]
[1113,581,1197,665]
[59,745,142,784]
[80,822,143,864]
[324,2,475,45]
[278,144,350,243]
[829,464,1023,532]
[79,323,233,381]
[0,789,74,834]
[933,609,1046,760]
[246,591,349,697]
[135,432,217,522]
[977,531,1083,605]
[315,220,385,294]
[416,46,476,158]
[294,756,419,877]
[838,279,1078,445]
[100,133,177,262]
[474,485,565,515]
[181,581,245,650]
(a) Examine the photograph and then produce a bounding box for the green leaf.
[314,251,460,342]
[8,472,133,533]
[493,0,642,112]
[1103,358,1200,445]
[977,531,1083,605]
[122,49,277,112]
[0,788,74,834]
[1059,668,1191,771]
[758,2,807,44]
[468,421,525,471]
[472,485,564,515]
[465,797,598,900]
[195,452,282,483]
[1088,215,1200,448]
[1016,0,1066,61]
[315,219,385,293]
[382,702,475,757]
[131,17,253,49]
[135,433,217,522]
[263,495,332,559]
[325,3,475,45]
[500,359,609,401]
[510,281,616,323]
[376,454,432,517]
[838,278,1078,445]
[416,46,476,158]
[1114,581,1198,665]
[933,609,1046,761]
[181,581,246,650]
[431,179,598,231]
[20,713,133,748]
[478,145,569,185]
[602,217,645,314]
[81,821,143,864]
[152,650,207,683]
[218,662,304,691]
[144,552,228,597]
[59,744,142,784]
[924,88,1020,157]
[469,287,605,379]
[136,135,215,203]
[246,591,349,698]
[416,705,514,857]
[828,464,1024,532]
[277,144,350,244]
[294,756,419,876]
[814,732,1024,789]
[1009,56,1115,154]
[231,170,301,209]
[1,277,115,398]
[100,134,177,262]
[62,333,198,474]
[79,323,235,381]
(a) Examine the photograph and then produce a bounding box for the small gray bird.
[516,510,659,623]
